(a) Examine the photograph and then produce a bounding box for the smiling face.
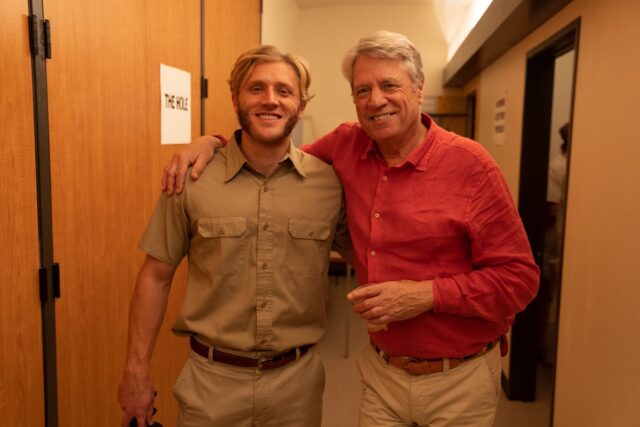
[351,55,424,148]
[233,61,304,146]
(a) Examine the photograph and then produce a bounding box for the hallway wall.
[464,1,640,425]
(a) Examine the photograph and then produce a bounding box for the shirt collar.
[361,113,435,171]
[225,130,307,182]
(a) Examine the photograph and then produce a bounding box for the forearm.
[124,261,173,373]
[433,259,539,321]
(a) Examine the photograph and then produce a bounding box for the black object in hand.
[128,407,162,427]
[128,418,163,427]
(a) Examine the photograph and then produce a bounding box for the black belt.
[190,337,313,370]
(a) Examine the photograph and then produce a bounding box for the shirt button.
[260,301,267,308]
[308,230,314,237]
[263,223,269,230]
[370,250,376,256]
[218,227,225,235]
[374,213,380,219]
[262,263,268,270]
[263,186,269,192]
[260,338,267,345]
[382,175,388,181]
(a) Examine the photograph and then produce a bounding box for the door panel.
[0,1,45,425]
[45,0,199,424]
[204,0,261,135]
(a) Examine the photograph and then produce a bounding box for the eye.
[277,87,292,96]
[249,85,263,93]
[382,83,398,91]
[354,87,370,98]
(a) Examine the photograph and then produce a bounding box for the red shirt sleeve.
[432,166,540,321]
[300,127,344,165]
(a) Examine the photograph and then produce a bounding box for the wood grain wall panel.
[44,0,198,424]
[204,0,261,136]
[0,2,45,425]
[45,0,149,424]
[144,0,201,422]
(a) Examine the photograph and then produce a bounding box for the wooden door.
[0,1,45,424]
[45,0,199,424]
[204,0,262,135]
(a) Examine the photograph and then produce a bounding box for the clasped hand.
[347,279,434,330]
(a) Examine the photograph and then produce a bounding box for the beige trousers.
[173,346,324,427]
[357,344,502,427]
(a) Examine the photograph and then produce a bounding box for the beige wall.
[263,1,455,142]
[262,0,301,53]
[465,1,640,425]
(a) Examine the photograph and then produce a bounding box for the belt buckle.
[402,357,423,376]
[257,356,271,370]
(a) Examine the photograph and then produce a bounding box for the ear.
[416,81,425,103]
[296,102,306,119]
[231,93,239,113]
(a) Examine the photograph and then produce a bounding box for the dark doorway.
[505,17,580,421]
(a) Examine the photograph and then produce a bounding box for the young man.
[118,45,349,427]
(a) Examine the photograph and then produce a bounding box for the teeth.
[372,113,392,121]
[257,114,280,120]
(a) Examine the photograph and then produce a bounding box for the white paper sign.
[160,64,191,145]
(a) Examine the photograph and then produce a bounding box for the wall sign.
[494,93,507,146]
[160,64,191,144]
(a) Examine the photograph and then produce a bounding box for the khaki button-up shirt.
[140,132,349,352]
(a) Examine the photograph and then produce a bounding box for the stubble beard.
[237,107,299,145]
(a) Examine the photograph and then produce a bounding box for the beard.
[237,106,299,145]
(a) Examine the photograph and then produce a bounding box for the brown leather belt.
[372,340,498,376]
[190,337,313,370]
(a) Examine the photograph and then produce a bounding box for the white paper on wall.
[160,64,191,145]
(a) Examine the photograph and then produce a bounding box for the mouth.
[369,112,395,121]
[255,113,282,121]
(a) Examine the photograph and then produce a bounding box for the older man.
[163,32,539,427]
[118,45,349,427]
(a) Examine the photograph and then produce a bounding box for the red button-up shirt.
[304,114,539,358]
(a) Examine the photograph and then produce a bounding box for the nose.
[262,87,277,105]
[368,86,387,108]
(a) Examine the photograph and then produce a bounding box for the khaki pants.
[173,346,324,426]
[357,344,501,427]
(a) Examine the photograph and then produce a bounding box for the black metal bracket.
[28,15,52,59]
[52,263,60,298]
[201,77,208,99]
[38,263,61,303]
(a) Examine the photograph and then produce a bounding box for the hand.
[347,280,434,326]
[161,135,221,195]
[366,322,388,332]
[118,369,156,427]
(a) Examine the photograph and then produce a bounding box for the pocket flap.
[198,217,247,238]
[288,219,331,240]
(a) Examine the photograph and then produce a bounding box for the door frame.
[505,18,580,413]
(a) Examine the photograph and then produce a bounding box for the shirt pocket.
[195,217,247,276]
[286,218,332,276]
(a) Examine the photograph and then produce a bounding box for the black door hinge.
[39,263,61,303]
[201,77,209,99]
[28,15,52,59]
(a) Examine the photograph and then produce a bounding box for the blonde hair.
[228,45,313,107]
[342,31,424,88]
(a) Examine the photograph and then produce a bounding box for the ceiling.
[295,0,431,8]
